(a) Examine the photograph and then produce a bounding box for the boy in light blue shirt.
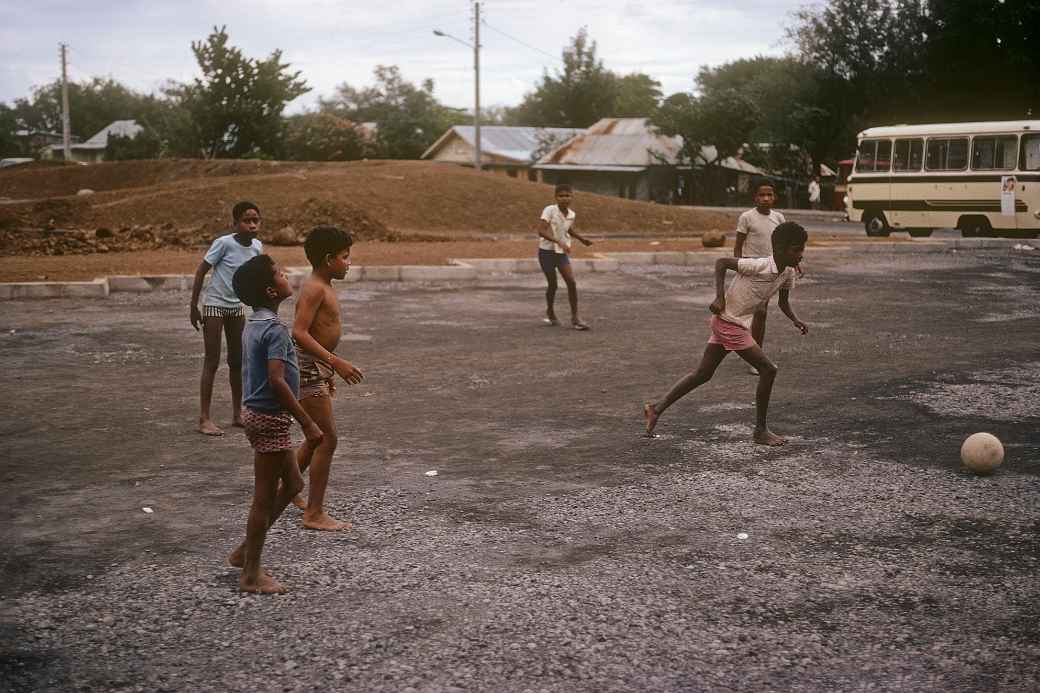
[189,201,263,436]
[227,254,323,594]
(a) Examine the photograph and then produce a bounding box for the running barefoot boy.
[538,184,593,330]
[734,180,785,358]
[291,225,363,531]
[190,201,263,435]
[644,222,809,446]
[229,255,323,594]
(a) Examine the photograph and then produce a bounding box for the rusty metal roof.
[534,117,764,174]
[421,126,585,163]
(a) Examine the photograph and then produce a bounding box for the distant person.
[733,180,786,373]
[288,225,364,531]
[190,201,263,436]
[644,222,810,446]
[808,176,822,210]
[228,254,323,594]
[537,184,594,330]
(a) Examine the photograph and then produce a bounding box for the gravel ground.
[1,246,1038,692]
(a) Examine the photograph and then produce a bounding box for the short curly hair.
[232,254,277,308]
[771,221,808,252]
[304,225,353,268]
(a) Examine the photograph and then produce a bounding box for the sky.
[0,0,820,113]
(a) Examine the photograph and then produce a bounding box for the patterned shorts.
[241,407,294,453]
[203,305,245,319]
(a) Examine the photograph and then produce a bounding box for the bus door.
[852,139,891,220]
[973,133,1022,231]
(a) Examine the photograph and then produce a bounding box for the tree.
[10,77,163,141]
[105,129,162,160]
[653,90,759,204]
[0,103,20,156]
[321,65,465,159]
[509,28,618,127]
[614,73,663,118]
[165,26,309,158]
[283,112,371,161]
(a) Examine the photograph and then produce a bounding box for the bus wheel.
[960,218,991,238]
[864,212,890,237]
[907,228,933,238]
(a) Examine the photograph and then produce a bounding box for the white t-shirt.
[808,180,821,203]
[203,233,263,308]
[720,257,798,330]
[736,209,785,259]
[539,204,575,254]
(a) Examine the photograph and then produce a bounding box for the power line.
[480,19,562,64]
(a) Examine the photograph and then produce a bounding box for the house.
[422,125,585,180]
[42,119,143,163]
[532,117,765,204]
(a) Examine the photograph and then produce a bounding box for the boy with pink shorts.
[644,222,810,446]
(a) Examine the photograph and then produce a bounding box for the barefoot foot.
[231,419,245,429]
[753,427,786,446]
[198,418,224,436]
[302,512,352,531]
[291,495,307,511]
[239,571,286,594]
[228,544,245,568]
[644,402,660,437]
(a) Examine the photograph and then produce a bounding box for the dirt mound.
[0,159,735,259]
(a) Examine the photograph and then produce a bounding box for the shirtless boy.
[291,225,363,530]
[644,222,809,446]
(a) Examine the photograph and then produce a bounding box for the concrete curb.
[1,239,1035,300]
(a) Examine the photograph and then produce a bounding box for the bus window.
[1020,134,1040,170]
[856,140,878,172]
[972,136,1018,170]
[926,137,969,171]
[876,140,892,172]
[893,138,923,171]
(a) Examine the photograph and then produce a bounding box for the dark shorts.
[538,248,570,273]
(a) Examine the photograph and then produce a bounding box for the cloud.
[0,0,816,111]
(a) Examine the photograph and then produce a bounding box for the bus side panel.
[847,175,889,223]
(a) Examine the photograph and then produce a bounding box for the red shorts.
[241,407,294,454]
[707,315,757,351]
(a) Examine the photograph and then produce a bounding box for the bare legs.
[198,314,245,434]
[237,450,304,593]
[644,343,786,445]
[199,316,224,435]
[543,262,586,328]
[748,303,768,375]
[297,395,351,531]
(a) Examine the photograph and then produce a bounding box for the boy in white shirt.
[537,184,593,330]
[734,181,786,355]
[644,222,809,446]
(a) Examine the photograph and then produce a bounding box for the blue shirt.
[241,308,299,413]
[203,233,263,309]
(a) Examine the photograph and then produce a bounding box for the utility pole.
[60,43,71,161]
[472,1,482,171]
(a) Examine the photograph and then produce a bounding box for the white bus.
[846,121,1040,238]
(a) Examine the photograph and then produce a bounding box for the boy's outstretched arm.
[778,289,808,334]
[291,283,363,384]
[267,358,323,447]
[189,260,212,330]
[710,257,738,314]
[569,224,594,247]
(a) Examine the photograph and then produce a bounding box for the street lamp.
[433,1,481,171]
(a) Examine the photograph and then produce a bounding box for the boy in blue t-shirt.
[189,201,263,436]
[227,255,323,594]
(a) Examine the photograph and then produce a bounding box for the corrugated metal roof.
[422,126,585,163]
[534,118,765,175]
[50,119,143,151]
